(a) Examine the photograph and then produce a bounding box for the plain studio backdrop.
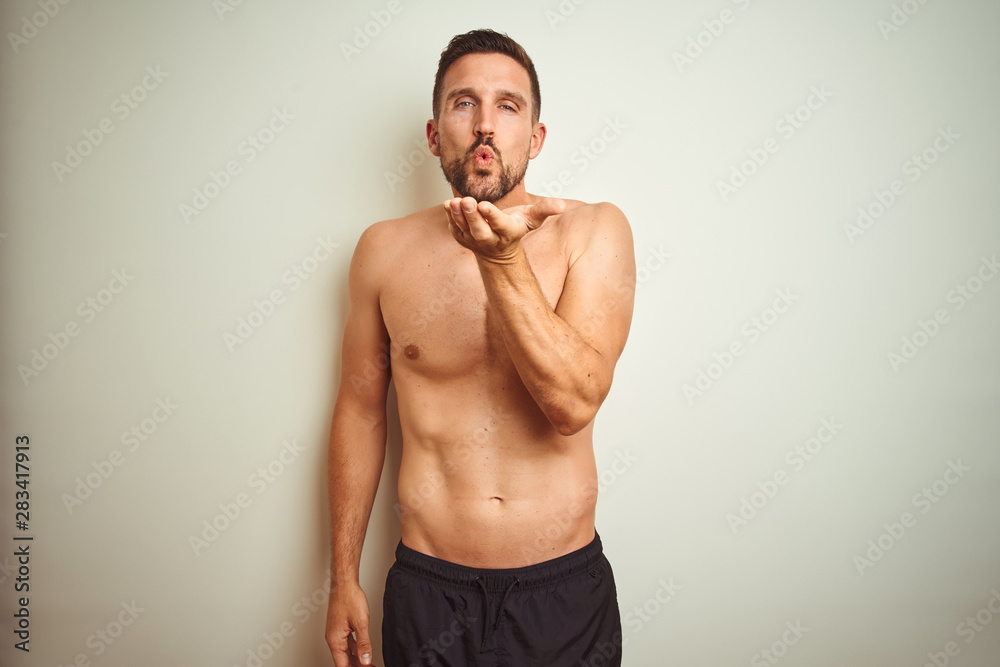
[2,0,999,665]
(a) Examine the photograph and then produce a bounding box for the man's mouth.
[473,146,495,166]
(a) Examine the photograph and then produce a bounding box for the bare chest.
[380,232,567,377]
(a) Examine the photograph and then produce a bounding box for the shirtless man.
[325,29,635,666]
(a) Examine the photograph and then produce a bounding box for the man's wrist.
[330,563,361,587]
[476,241,525,268]
[330,575,360,588]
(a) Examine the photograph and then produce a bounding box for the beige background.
[2,0,999,665]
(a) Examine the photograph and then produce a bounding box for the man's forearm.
[476,244,608,435]
[328,406,387,583]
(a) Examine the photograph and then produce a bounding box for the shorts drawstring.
[475,576,490,650]
[496,578,520,632]
[475,576,520,651]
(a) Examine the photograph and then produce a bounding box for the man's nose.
[474,106,495,137]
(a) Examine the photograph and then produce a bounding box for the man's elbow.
[554,417,591,437]
[544,371,611,435]
[548,397,600,436]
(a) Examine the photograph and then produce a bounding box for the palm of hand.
[443,196,566,261]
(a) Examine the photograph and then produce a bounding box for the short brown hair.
[432,29,541,124]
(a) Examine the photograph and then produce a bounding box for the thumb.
[476,200,504,226]
[525,197,566,228]
[355,626,373,665]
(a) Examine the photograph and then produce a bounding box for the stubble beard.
[440,139,529,203]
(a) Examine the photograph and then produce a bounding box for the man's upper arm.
[554,203,636,381]
[334,224,392,423]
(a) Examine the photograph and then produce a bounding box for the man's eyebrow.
[445,87,528,108]
[496,90,528,107]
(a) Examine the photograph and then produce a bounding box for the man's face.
[429,52,545,203]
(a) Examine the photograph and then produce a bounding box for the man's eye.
[500,105,515,111]
[458,101,474,108]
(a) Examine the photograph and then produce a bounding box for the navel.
[404,344,420,360]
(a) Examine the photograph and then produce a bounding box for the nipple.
[404,344,420,360]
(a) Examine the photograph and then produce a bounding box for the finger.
[444,203,468,247]
[448,221,466,248]
[461,197,494,241]
[525,197,566,229]
[445,198,469,234]
[476,200,506,228]
[441,198,459,229]
[478,201,524,240]
[331,637,350,667]
[347,633,362,667]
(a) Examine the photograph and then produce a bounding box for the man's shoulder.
[545,197,626,223]
[544,198,631,241]
[361,204,439,237]
[540,198,633,271]
[353,204,441,259]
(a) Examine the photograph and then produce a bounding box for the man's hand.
[443,196,566,263]
[326,581,373,666]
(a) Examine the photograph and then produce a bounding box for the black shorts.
[382,532,623,667]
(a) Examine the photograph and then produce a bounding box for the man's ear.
[427,119,441,157]
[528,122,547,160]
